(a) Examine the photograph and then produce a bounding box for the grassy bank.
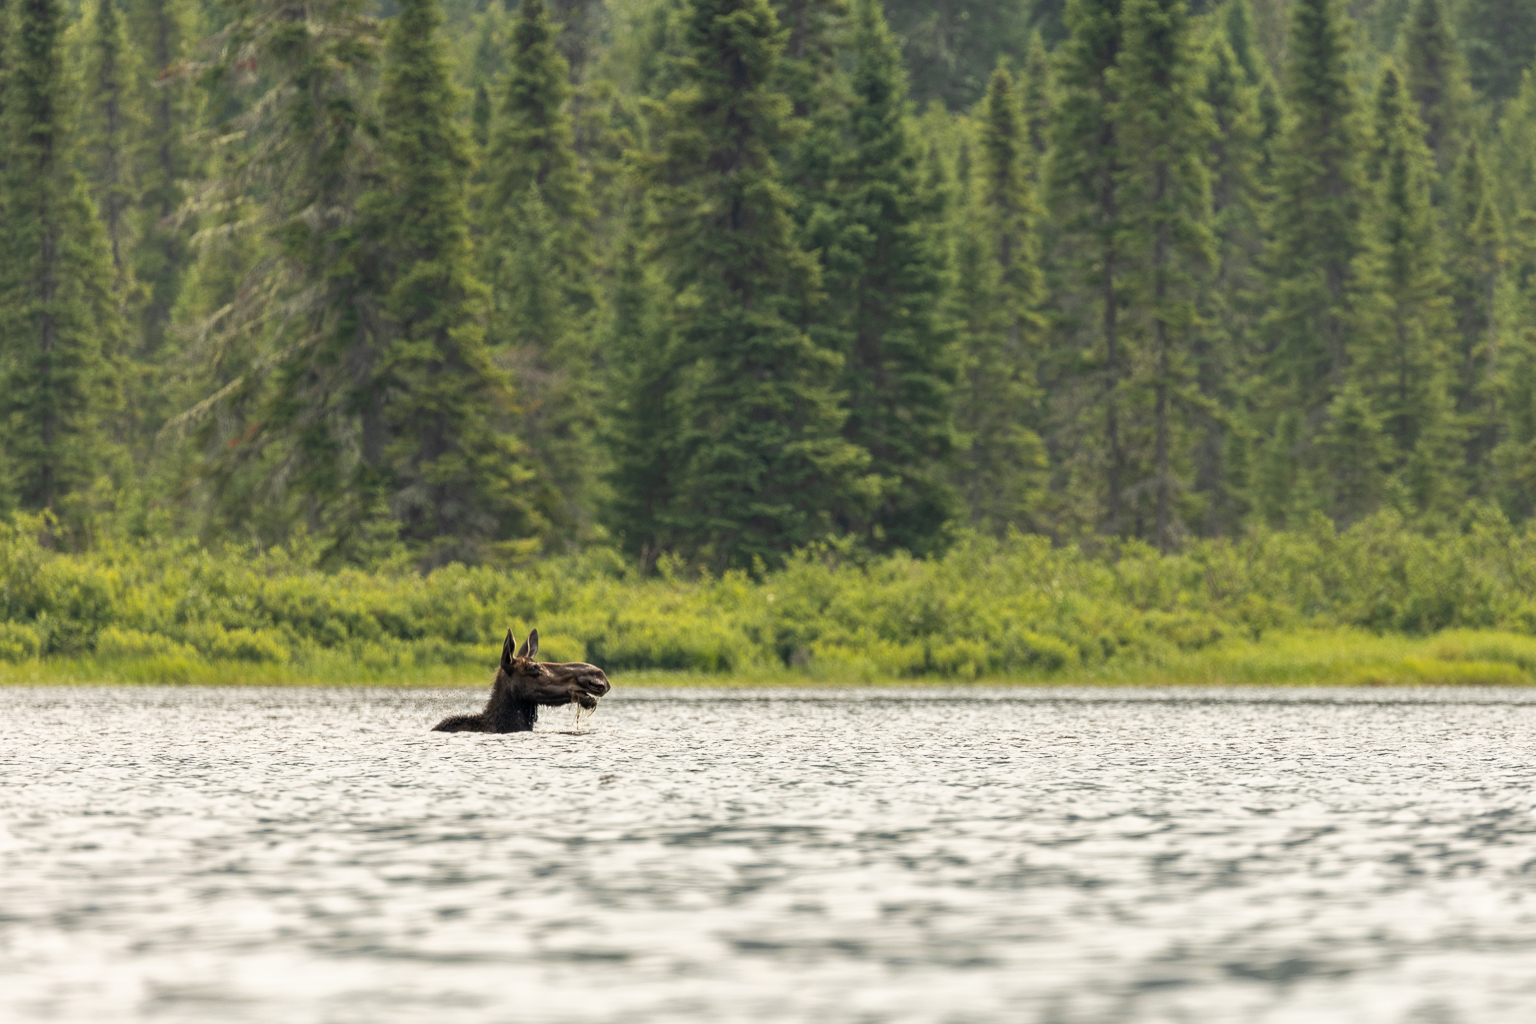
[7,509,1536,686]
[4,628,1536,687]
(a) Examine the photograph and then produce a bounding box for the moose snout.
[584,674,612,696]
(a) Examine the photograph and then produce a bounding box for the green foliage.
[880,0,1033,109]
[603,204,678,567]
[1049,0,1128,535]
[1400,0,1471,184]
[496,185,603,542]
[125,0,198,360]
[1112,0,1214,549]
[1019,29,1054,162]
[78,0,144,293]
[0,0,123,519]
[1444,136,1503,486]
[774,0,850,178]
[1224,0,1262,83]
[636,0,867,570]
[0,622,43,663]
[810,0,957,554]
[953,65,1049,537]
[11,511,1536,680]
[1197,13,1268,535]
[484,0,602,545]
[1363,61,1460,517]
[11,0,1536,596]
[373,0,536,566]
[485,0,595,304]
[171,0,384,551]
[1258,0,1378,527]
[1460,0,1536,104]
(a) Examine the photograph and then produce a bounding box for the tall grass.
[4,508,1536,684]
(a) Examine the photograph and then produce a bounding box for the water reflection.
[3,686,1536,1023]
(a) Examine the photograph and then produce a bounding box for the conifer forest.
[6,0,1536,678]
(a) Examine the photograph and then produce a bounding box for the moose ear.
[525,629,539,660]
[501,630,517,672]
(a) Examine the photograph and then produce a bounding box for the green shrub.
[174,623,291,664]
[535,633,587,664]
[0,622,41,663]
[96,627,196,661]
[8,510,1536,679]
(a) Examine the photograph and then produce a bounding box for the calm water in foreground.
[3,686,1536,1023]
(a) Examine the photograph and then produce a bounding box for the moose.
[431,629,612,733]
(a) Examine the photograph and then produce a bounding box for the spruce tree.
[498,182,603,541]
[485,0,595,307]
[1224,0,1261,83]
[812,0,956,554]
[1445,137,1503,483]
[769,0,848,373]
[1363,62,1459,517]
[1020,29,1054,165]
[1320,382,1391,524]
[1254,74,1283,188]
[79,0,155,460]
[126,0,197,358]
[1401,0,1471,186]
[374,0,538,565]
[1223,0,1284,186]
[1499,71,1536,224]
[1050,0,1128,534]
[776,0,849,132]
[1491,210,1536,520]
[469,12,505,158]
[641,0,866,568]
[1197,21,1267,535]
[0,0,122,514]
[953,64,1050,537]
[1113,0,1214,548]
[80,0,143,289]
[168,0,384,549]
[774,0,850,252]
[1259,0,1377,526]
[603,205,678,567]
[466,11,503,233]
[480,0,601,544]
[1359,0,1413,53]
[1460,0,1536,104]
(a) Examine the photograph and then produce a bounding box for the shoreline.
[5,628,1536,688]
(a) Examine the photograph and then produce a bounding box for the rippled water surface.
[4,686,1536,1023]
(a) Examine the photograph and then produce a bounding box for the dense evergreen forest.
[4,0,1536,574]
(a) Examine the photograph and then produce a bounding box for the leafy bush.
[6,509,1536,678]
[0,622,41,663]
[96,627,196,661]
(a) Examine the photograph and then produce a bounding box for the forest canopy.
[3,0,1536,575]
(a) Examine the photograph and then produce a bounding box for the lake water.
[3,686,1536,1023]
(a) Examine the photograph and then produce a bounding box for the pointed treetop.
[1400,0,1471,178]
[1224,0,1261,84]
[489,0,588,220]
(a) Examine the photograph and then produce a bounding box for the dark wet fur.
[431,670,540,733]
[432,629,610,733]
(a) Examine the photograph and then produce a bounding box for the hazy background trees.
[4,0,1536,571]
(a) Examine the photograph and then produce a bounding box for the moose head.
[432,628,611,733]
[493,628,611,710]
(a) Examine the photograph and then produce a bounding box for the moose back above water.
[432,629,611,733]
